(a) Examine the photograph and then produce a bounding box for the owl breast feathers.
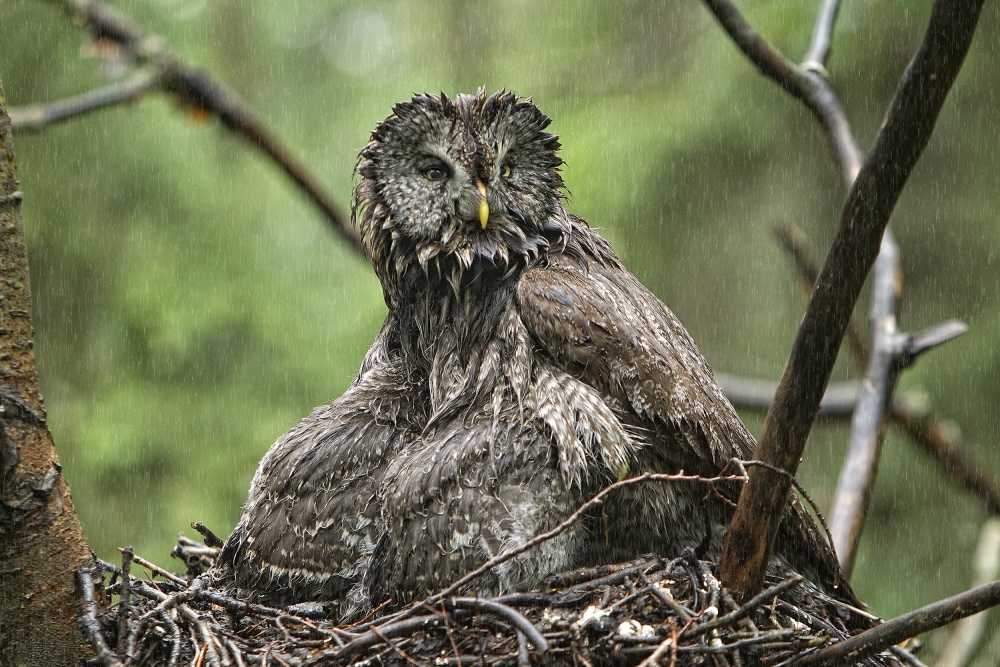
[218,90,855,620]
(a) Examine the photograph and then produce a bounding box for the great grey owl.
[218,90,856,619]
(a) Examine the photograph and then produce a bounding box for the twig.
[894,411,1000,514]
[802,0,842,72]
[718,374,861,417]
[121,546,187,586]
[684,576,803,638]
[444,598,549,654]
[828,234,902,576]
[700,0,861,185]
[793,580,1000,665]
[428,472,745,605]
[44,0,362,253]
[76,567,126,667]
[191,522,225,549]
[718,0,986,599]
[118,547,133,659]
[9,68,160,131]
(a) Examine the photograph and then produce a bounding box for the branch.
[700,0,861,185]
[43,0,363,253]
[718,0,986,599]
[793,580,1000,666]
[9,68,160,131]
[802,0,842,72]
[721,373,1000,516]
[718,374,861,417]
[77,568,125,667]
[827,235,902,577]
[894,410,1000,515]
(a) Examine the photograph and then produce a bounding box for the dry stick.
[121,546,187,586]
[699,0,861,185]
[802,0,842,72]
[77,568,127,667]
[827,235,902,577]
[9,68,161,131]
[723,374,1000,516]
[793,580,1000,666]
[711,0,986,600]
[118,547,134,660]
[45,0,362,253]
[444,598,549,654]
[428,472,745,605]
[774,222,1000,514]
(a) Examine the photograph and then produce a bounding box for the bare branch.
[76,568,125,667]
[428,471,745,605]
[10,68,160,131]
[803,0,843,72]
[894,411,1000,515]
[718,374,861,416]
[44,0,363,253]
[828,234,902,576]
[793,579,1000,666]
[719,0,986,599]
[700,0,861,185]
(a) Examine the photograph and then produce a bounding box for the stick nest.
[76,529,911,667]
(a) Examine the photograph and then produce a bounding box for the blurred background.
[2,0,998,651]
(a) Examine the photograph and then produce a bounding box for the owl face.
[355,91,565,289]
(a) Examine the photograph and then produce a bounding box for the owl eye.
[424,165,448,181]
[501,164,512,179]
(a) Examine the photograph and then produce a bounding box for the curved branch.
[720,0,986,600]
[793,579,1000,666]
[45,0,363,254]
[803,0,843,72]
[700,0,861,185]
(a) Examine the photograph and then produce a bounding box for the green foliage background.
[2,0,998,646]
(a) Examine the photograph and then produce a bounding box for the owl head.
[354,90,567,301]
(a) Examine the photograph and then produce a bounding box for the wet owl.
[218,90,855,619]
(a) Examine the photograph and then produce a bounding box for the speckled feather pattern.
[218,91,855,620]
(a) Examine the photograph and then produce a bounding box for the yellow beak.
[476,181,489,229]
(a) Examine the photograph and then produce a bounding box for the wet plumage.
[219,90,855,620]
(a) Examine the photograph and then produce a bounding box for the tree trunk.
[0,82,94,666]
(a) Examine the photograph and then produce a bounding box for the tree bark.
[0,82,94,666]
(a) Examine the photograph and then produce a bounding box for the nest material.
[77,531,911,667]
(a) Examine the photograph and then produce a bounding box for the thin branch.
[76,568,126,667]
[9,68,160,131]
[721,373,1000,515]
[718,374,861,416]
[443,598,549,654]
[792,579,1000,666]
[894,410,1000,515]
[700,0,861,185]
[44,0,362,253]
[828,234,902,576]
[718,0,986,599]
[802,0,843,72]
[427,471,745,605]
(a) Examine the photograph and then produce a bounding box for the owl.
[218,90,855,620]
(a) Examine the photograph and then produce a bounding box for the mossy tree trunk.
[0,82,94,666]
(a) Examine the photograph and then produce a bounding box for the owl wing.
[516,243,857,605]
[516,249,755,474]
